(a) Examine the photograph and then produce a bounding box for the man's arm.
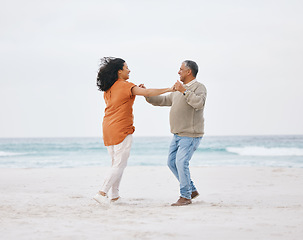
[174,81,206,110]
[145,94,173,107]
[184,85,207,110]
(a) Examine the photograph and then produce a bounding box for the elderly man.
[145,60,207,206]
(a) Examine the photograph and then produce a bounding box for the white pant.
[100,134,132,199]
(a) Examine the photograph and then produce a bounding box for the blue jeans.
[167,134,202,199]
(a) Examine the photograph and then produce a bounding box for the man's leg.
[167,134,179,180]
[175,137,202,199]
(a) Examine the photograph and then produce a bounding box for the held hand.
[169,85,176,92]
[138,84,146,89]
[174,81,186,93]
[173,83,177,91]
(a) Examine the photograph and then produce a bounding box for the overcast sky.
[1,0,303,138]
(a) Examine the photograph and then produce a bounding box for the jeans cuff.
[181,194,191,200]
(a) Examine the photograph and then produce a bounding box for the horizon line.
[1,134,303,139]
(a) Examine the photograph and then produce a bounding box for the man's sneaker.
[171,197,192,206]
[191,191,199,199]
[93,193,109,205]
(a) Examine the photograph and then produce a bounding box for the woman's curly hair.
[96,57,125,91]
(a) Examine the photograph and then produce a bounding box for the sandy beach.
[1,166,303,239]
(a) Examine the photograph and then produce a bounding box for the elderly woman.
[94,57,173,204]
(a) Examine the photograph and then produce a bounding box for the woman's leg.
[100,135,133,198]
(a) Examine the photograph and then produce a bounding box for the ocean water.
[0,135,302,168]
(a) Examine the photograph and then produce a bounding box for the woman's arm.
[131,85,173,97]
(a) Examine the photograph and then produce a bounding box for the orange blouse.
[102,79,136,146]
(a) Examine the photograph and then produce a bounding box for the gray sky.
[1,0,303,138]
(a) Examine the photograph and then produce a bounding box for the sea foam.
[226,146,303,156]
[0,151,28,157]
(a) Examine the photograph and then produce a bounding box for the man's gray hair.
[183,60,199,78]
